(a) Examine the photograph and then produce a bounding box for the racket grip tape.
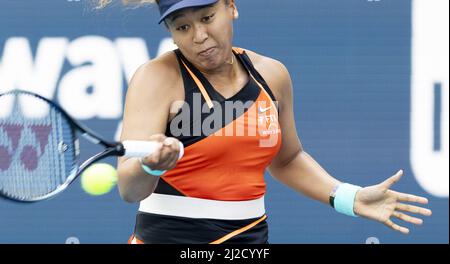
[122,140,184,160]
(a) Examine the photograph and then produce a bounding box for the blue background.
[0,0,448,243]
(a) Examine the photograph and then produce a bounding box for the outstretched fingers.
[392,211,423,225]
[396,203,432,216]
[384,219,410,234]
[381,170,403,189]
[392,191,429,205]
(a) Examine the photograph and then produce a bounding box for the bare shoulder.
[127,50,182,101]
[241,49,292,102]
[121,51,183,139]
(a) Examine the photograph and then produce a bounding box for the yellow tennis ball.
[81,163,118,196]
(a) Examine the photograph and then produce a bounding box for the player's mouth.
[198,47,217,58]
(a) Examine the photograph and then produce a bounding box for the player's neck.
[200,54,241,86]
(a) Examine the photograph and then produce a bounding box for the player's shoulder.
[134,51,180,83]
[128,50,181,96]
[240,48,289,76]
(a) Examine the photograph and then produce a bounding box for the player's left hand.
[353,170,432,234]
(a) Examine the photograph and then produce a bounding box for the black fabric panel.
[236,50,278,102]
[134,212,269,244]
[154,178,185,196]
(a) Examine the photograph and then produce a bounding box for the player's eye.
[201,13,215,23]
[176,25,190,31]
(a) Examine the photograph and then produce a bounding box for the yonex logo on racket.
[0,124,52,171]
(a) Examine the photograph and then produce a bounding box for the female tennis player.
[100,0,432,243]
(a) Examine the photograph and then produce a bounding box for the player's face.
[166,0,237,72]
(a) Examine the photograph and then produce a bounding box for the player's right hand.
[140,134,182,171]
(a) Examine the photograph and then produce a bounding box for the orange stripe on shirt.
[209,215,268,244]
[180,60,214,108]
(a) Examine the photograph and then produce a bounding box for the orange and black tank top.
[155,48,282,201]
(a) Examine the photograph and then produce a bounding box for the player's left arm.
[256,57,340,205]
[258,57,431,234]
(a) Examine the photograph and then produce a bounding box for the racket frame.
[0,90,126,202]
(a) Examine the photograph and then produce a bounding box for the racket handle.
[122,140,184,160]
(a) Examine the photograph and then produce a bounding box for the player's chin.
[197,54,222,68]
[200,59,226,71]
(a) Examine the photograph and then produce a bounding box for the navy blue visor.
[158,0,219,24]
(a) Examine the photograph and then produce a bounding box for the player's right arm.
[117,54,182,203]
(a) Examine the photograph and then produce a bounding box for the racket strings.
[0,92,76,200]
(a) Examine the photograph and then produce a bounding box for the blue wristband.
[139,158,166,177]
[334,183,362,217]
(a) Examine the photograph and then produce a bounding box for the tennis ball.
[81,163,118,196]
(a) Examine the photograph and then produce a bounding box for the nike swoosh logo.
[258,106,272,113]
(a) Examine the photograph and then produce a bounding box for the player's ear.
[228,0,239,20]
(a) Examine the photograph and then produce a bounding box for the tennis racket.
[0,90,184,202]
